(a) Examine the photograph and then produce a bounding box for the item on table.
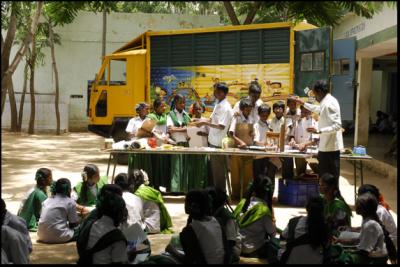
[221,136,235,149]
[147,137,157,148]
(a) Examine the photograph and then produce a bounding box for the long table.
[104,147,372,201]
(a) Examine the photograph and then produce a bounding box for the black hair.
[0,198,6,225]
[258,103,271,115]
[205,186,228,215]
[306,196,329,248]
[286,97,296,105]
[135,102,149,113]
[114,173,130,192]
[100,184,123,196]
[192,101,205,114]
[249,81,262,94]
[213,82,229,95]
[242,175,273,213]
[80,164,100,205]
[356,193,397,261]
[128,169,145,193]
[35,168,52,187]
[185,190,210,220]
[239,97,253,110]
[55,178,71,197]
[357,184,380,201]
[96,185,127,227]
[320,173,352,216]
[171,94,185,111]
[153,98,164,110]
[312,80,329,94]
[273,101,285,110]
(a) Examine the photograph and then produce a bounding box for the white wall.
[3,11,220,131]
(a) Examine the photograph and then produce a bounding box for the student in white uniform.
[357,185,397,249]
[125,102,150,138]
[179,190,226,264]
[279,196,329,264]
[233,175,278,262]
[199,82,233,192]
[1,199,32,253]
[37,178,80,243]
[233,80,263,122]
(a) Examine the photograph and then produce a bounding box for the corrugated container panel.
[262,28,290,63]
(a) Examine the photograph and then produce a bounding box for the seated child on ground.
[72,164,108,217]
[130,169,173,234]
[37,178,79,243]
[2,225,30,264]
[18,168,53,231]
[233,175,278,262]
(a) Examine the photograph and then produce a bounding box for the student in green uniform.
[319,173,352,235]
[72,164,108,216]
[130,169,173,234]
[18,168,53,231]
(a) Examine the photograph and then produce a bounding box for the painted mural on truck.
[150,63,291,114]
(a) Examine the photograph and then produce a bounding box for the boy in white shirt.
[126,102,150,138]
[233,81,263,122]
[198,82,233,193]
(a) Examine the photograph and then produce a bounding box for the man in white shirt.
[125,102,149,139]
[291,80,343,186]
[199,82,233,192]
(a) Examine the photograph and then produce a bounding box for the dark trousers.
[209,144,229,193]
[281,158,294,180]
[253,158,277,195]
[317,150,340,186]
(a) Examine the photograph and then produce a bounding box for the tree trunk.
[17,62,29,132]
[28,38,36,135]
[49,23,61,135]
[243,2,262,24]
[102,9,106,61]
[1,1,43,119]
[7,77,18,131]
[223,1,240,25]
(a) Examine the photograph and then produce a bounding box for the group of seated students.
[1,163,398,264]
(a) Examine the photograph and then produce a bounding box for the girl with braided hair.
[37,178,79,243]
[233,175,278,261]
[72,164,108,217]
[18,168,53,231]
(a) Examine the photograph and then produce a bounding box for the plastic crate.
[278,178,320,207]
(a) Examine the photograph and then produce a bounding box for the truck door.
[331,37,356,121]
[294,27,331,96]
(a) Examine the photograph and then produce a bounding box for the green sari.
[74,175,108,206]
[323,196,352,233]
[18,187,48,231]
[233,198,272,228]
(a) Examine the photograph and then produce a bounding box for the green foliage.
[43,1,86,26]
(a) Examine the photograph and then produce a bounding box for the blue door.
[331,37,356,121]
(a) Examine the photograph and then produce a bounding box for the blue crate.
[278,178,320,207]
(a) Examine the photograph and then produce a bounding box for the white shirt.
[286,108,301,137]
[37,195,79,243]
[293,116,319,144]
[126,116,145,135]
[1,225,30,264]
[3,211,32,253]
[358,218,387,258]
[269,116,286,133]
[239,197,276,254]
[377,205,397,248]
[120,192,146,230]
[228,112,254,133]
[142,200,161,234]
[167,109,189,143]
[191,216,225,264]
[254,120,271,144]
[208,98,233,147]
[304,93,344,151]
[233,98,263,123]
[87,215,128,264]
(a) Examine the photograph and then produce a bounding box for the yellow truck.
[88,21,356,140]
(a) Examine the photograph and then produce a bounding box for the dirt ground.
[1,131,397,264]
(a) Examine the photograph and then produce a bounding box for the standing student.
[289,105,319,176]
[167,94,192,193]
[253,104,279,191]
[228,97,254,200]
[233,175,278,262]
[179,190,226,264]
[279,196,329,264]
[319,173,352,235]
[199,82,233,193]
[291,80,344,186]
[37,178,80,243]
[72,164,108,217]
[1,199,32,254]
[286,97,301,138]
[358,184,397,249]
[130,169,173,234]
[17,168,53,232]
[146,98,171,190]
[233,80,263,122]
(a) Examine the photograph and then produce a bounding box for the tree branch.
[223,1,240,25]
[243,1,262,24]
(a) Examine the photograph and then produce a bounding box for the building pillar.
[354,57,373,146]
